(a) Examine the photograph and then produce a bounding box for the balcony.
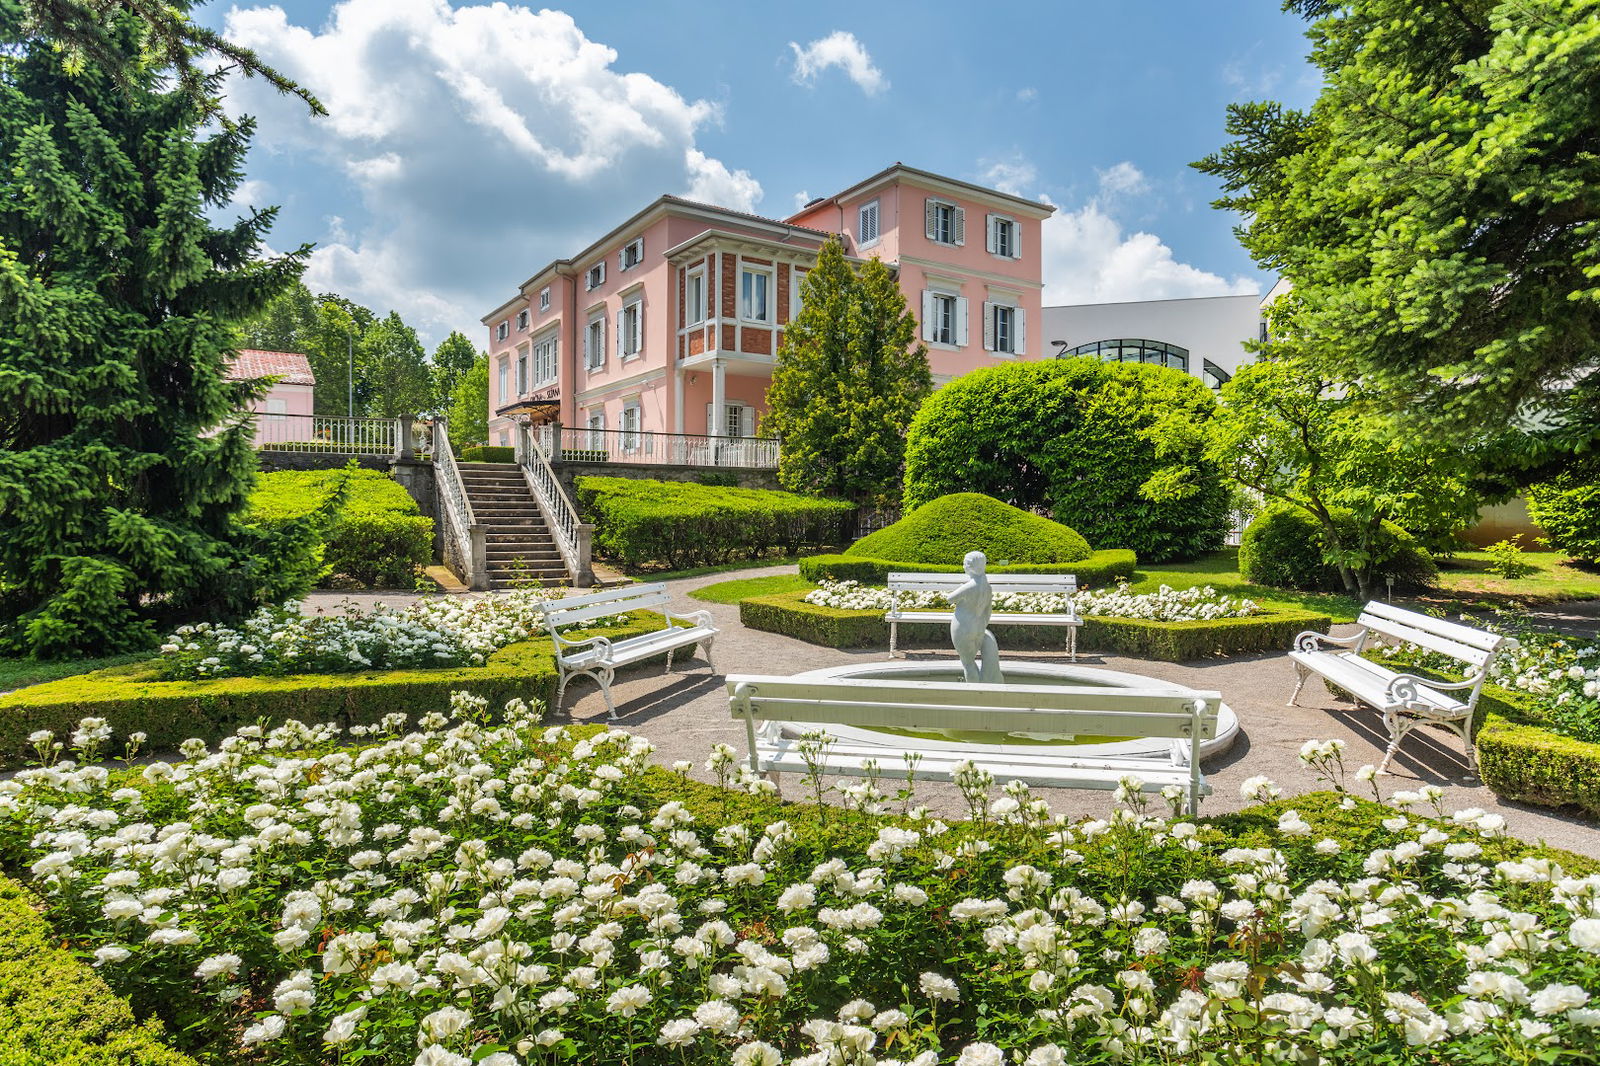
[536,426,778,469]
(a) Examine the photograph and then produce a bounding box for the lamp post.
[346,330,355,420]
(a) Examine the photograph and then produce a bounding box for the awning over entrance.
[496,397,560,424]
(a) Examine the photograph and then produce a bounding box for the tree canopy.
[764,239,931,507]
[1195,0,1600,454]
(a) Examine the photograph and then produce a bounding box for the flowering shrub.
[157,592,626,680]
[4,705,1600,1064]
[1385,615,1600,743]
[804,580,1260,622]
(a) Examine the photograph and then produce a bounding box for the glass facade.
[1062,337,1190,373]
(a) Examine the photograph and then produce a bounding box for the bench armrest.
[1293,630,1362,653]
[554,632,613,656]
[1386,671,1481,702]
[666,608,714,630]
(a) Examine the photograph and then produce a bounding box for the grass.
[689,573,812,604]
[0,653,150,694]
[1131,550,1365,622]
[1433,550,1600,604]
[646,554,823,582]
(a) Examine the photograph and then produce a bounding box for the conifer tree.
[766,239,931,507]
[0,6,307,655]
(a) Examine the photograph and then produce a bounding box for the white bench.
[539,583,719,719]
[886,572,1080,660]
[1288,601,1516,773]
[727,672,1220,814]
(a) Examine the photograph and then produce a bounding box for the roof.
[785,163,1057,222]
[227,349,316,386]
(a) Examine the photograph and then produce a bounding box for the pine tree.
[0,7,307,656]
[765,239,931,506]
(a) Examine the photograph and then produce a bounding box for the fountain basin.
[774,659,1239,762]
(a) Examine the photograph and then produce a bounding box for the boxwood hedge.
[798,549,1138,587]
[0,614,664,768]
[740,589,1328,661]
[250,468,433,588]
[0,877,196,1066]
[576,476,853,571]
[460,446,517,463]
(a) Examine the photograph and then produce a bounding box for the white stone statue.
[950,550,1003,683]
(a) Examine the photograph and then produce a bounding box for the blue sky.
[200,0,1319,347]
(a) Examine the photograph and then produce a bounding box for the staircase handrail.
[433,421,486,589]
[517,424,594,587]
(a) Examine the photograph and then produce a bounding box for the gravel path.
[527,566,1600,860]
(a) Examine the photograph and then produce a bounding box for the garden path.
[546,566,1600,860]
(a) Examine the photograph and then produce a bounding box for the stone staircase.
[455,462,569,588]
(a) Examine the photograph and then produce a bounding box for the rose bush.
[2,703,1598,1064]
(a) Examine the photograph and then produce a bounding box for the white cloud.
[1015,87,1038,103]
[977,157,1037,197]
[1039,161,1255,304]
[792,189,812,211]
[788,31,888,95]
[221,0,762,343]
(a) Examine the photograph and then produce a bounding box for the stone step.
[483,544,561,555]
[463,492,533,502]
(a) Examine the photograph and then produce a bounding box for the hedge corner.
[1474,687,1600,820]
[797,548,1138,587]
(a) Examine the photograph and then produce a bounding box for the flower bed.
[804,581,1261,622]
[3,706,1598,1064]
[745,589,1327,660]
[798,549,1137,587]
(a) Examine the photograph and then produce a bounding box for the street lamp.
[347,329,354,420]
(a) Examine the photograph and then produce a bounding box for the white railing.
[517,425,594,587]
[548,427,779,469]
[252,413,431,458]
[432,421,486,589]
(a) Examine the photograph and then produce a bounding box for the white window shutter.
[956,297,969,346]
[635,304,643,353]
[1014,308,1026,355]
[985,214,997,254]
[981,302,995,351]
[619,247,626,268]
[1011,223,1022,260]
[920,290,935,342]
[740,406,754,436]
[924,198,937,240]
[599,261,605,285]
[600,318,607,366]
[953,206,966,246]
[616,310,624,358]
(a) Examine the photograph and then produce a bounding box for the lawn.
[1433,550,1600,604]
[0,653,149,695]
[689,572,812,604]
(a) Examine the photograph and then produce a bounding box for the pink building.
[226,349,316,431]
[480,164,1054,448]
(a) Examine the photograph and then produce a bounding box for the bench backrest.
[727,673,1219,741]
[1357,601,1512,672]
[886,572,1077,596]
[539,582,670,630]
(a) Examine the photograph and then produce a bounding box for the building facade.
[225,348,316,434]
[480,165,1054,448]
[1040,291,1270,391]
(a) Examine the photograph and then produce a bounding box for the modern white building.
[1041,291,1270,389]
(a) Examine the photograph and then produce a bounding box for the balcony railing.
[537,426,779,469]
[250,414,432,458]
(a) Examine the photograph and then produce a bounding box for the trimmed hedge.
[798,549,1138,587]
[460,445,517,463]
[0,877,196,1065]
[0,614,664,768]
[1238,503,1437,592]
[847,493,1092,566]
[250,468,433,588]
[741,589,1328,661]
[576,476,853,571]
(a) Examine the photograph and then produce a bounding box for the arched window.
[1061,338,1189,373]
[1202,359,1233,390]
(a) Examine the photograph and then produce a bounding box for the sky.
[199,0,1321,349]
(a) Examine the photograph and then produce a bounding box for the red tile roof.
[227,349,315,386]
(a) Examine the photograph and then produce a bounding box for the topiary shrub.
[1238,503,1437,592]
[903,358,1230,563]
[1527,459,1600,563]
[249,469,433,589]
[846,493,1091,566]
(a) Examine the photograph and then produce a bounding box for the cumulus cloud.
[977,157,1037,197]
[788,31,888,95]
[221,0,762,343]
[1028,162,1256,304]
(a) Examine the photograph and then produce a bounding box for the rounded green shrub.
[903,358,1230,563]
[249,469,433,589]
[1527,460,1600,563]
[1238,503,1437,591]
[846,493,1091,566]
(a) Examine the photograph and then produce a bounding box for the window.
[707,403,754,438]
[1258,320,1269,344]
[585,409,605,449]
[585,313,607,371]
[619,300,642,358]
[741,269,770,322]
[539,287,551,312]
[620,237,644,271]
[686,270,706,325]
[586,261,605,290]
[621,402,641,451]
[516,309,530,331]
[921,290,968,346]
[497,357,509,401]
[858,199,880,246]
[516,347,529,394]
[1062,338,1189,373]
[264,397,288,421]
[987,214,1018,259]
[925,198,965,246]
[1203,358,1233,390]
[533,334,557,386]
[792,270,806,320]
[982,301,1025,355]
[725,403,744,439]
[496,320,509,341]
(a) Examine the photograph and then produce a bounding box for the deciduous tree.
[431,330,481,414]
[446,354,490,448]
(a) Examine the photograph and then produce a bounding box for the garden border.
[740,589,1330,661]
[1475,689,1600,820]
[797,549,1138,587]
[0,614,666,768]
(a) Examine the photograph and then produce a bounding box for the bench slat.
[756,747,1204,793]
[547,593,670,627]
[1361,601,1505,652]
[739,697,1214,739]
[760,736,1186,771]
[541,582,667,611]
[1289,650,1467,713]
[1358,613,1494,667]
[728,674,1212,712]
[893,611,1078,625]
